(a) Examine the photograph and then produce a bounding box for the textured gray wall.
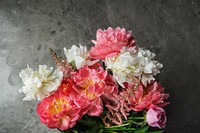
[0,0,200,132]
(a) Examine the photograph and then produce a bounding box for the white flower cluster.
[105,47,163,87]
[64,45,98,69]
[19,65,63,100]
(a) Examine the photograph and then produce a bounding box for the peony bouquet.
[19,27,169,133]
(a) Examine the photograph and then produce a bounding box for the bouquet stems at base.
[58,112,163,133]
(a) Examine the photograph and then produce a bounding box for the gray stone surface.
[0,0,200,132]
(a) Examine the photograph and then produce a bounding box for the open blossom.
[72,64,117,116]
[124,82,169,112]
[37,91,81,130]
[105,47,163,87]
[89,27,136,60]
[57,78,90,114]
[64,45,98,69]
[146,106,167,128]
[19,65,63,100]
[58,78,110,116]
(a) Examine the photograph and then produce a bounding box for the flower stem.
[129,116,145,120]
[104,123,130,129]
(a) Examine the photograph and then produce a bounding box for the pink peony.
[72,64,117,116]
[146,106,167,128]
[123,82,169,112]
[86,97,103,116]
[37,91,82,130]
[89,27,136,60]
[72,64,116,100]
[58,78,90,110]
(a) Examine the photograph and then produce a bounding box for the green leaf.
[134,126,149,133]
[57,128,65,133]
[70,60,77,70]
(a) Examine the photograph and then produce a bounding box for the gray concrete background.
[0,0,200,132]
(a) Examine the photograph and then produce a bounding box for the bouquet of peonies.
[19,27,169,133]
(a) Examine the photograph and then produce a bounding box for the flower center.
[78,79,98,100]
[49,98,70,115]
[80,79,94,88]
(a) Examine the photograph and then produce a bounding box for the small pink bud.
[146,106,167,128]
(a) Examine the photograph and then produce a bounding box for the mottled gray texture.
[0,0,200,132]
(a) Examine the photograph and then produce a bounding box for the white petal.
[105,47,162,87]
[64,44,98,69]
[19,65,63,101]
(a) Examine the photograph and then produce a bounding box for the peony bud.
[146,106,167,128]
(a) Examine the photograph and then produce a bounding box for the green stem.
[104,123,130,129]
[129,116,145,120]
[125,120,145,126]
[78,119,96,125]
[57,128,65,133]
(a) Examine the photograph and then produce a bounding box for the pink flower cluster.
[33,27,169,131]
[37,64,117,130]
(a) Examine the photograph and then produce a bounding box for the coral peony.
[122,82,169,112]
[37,91,81,130]
[72,65,116,100]
[72,64,117,116]
[89,27,136,60]
[146,106,167,128]
[58,78,78,98]
[57,78,90,113]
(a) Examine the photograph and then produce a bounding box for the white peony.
[64,44,98,69]
[19,65,63,100]
[105,47,163,87]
